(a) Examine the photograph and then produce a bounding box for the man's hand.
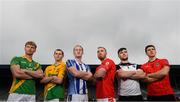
[143,75,159,83]
[50,76,64,84]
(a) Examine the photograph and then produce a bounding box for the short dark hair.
[145,45,156,52]
[54,49,64,56]
[98,47,107,52]
[25,41,37,49]
[117,47,127,54]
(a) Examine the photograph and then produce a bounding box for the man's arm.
[50,76,63,84]
[40,76,53,84]
[130,69,146,80]
[143,76,159,83]
[10,65,33,79]
[68,67,92,81]
[50,66,66,84]
[116,69,136,79]
[24,69,43,78]
[147,66,170,79]
[94,68,106,80]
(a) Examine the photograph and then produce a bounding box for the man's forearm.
[14,70,33,79]
[77,71,89,78]
[81,72,92,81]
[148,71,166,79]
[51,77,63,84]
[94,69,106,79]
[25,70,43,78]
[130,73,146,80]
[117,70,136,78]
[130,70,146,80]
[143,76,159,83]
[41,77,53,83]
[16,73,33,79]
[148,67,169,79]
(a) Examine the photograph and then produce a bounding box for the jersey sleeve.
[66,59,75,69]
[136,64,143,71]
[140,64,145,72]
[116,65,121,70]
[102,60,113,71]
[161,59,170,67]
[86,65,91,72]
[137,64,141,69]
[34,63,42,71]
[58,63,66,78]
[10,56,20,65]
[45,66,50,77]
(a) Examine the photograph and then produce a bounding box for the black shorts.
[118,95,143,101]
[147,94,176,101]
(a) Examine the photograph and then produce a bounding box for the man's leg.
[131,95,143,101]
[147,95,176,101]
[118,96,128,101]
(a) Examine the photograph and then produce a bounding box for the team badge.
[156,63,160,67]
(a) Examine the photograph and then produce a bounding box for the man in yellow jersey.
[41,49,66,102]
[7,41,43,101]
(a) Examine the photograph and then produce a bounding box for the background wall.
[1,0,180,65]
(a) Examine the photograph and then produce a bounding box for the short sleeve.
[140,64,145,72]
[66,59,75,68]
[45,66,50,77]
[58,63,66,78]
[35,63,41,71]
[117,65,121,70]
[137,64,141,69]
[10,57,20,65]
[86,65,91,72]
[161,59,170,67]
[102,60,114,71]
[136,65,143,71]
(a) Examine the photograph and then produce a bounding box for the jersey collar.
[119,62,132,66]
[53,61,63,67]
[22,55,33,62]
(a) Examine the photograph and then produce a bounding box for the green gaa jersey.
[9,56,41,95]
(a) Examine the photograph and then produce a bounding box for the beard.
[25,51,34,56]
[121,57,128,61]
[98,56,106,61]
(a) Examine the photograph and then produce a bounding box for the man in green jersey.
[7,41,43,102]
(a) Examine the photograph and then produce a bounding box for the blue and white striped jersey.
[66,59,90,96]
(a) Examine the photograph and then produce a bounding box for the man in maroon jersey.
[141,45,175,101]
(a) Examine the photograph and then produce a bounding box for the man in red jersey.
[141,45,175,101]
[93,47,116,102]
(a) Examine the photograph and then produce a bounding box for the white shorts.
[97,98,116,102]
[7,93,35,102]
[67,94,88,102]
[44,99,59,102]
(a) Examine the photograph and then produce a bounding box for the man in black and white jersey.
[116,47,146,101]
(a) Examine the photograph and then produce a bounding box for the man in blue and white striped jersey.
[66,44,92,102]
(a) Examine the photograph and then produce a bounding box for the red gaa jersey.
[96,58,116,99]
[141,58,174,96]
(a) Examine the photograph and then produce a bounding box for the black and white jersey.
[117,63,142,96]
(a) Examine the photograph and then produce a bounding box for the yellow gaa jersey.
[44,61,66,100]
